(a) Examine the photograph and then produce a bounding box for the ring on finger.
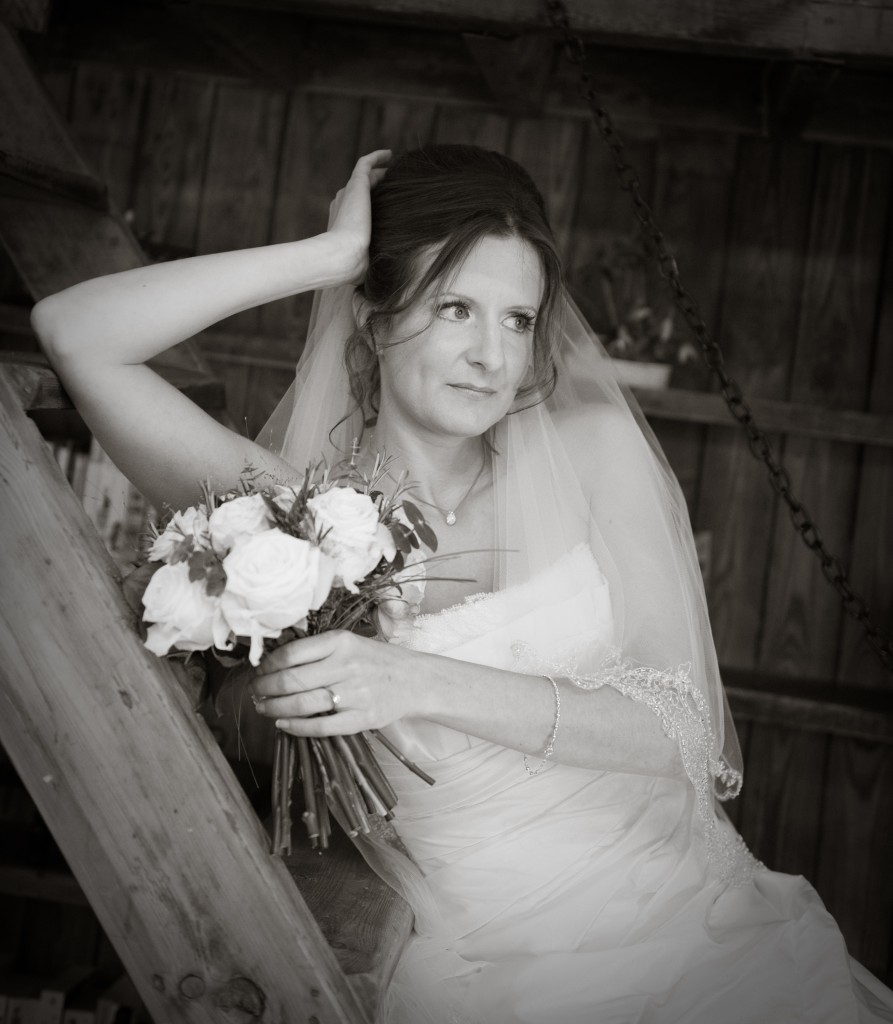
[326,688,342,712]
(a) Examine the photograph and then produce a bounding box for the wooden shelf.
[0,862,88,907]
[724,667,893,744]
[0,352,227,414]
[632,385,893,448]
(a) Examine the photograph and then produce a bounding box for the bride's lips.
[448,383,497,398]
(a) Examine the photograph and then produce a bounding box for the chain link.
[544,0,892,672]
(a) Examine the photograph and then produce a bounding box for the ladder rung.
[1,355,228,413]
[0,150,109,210]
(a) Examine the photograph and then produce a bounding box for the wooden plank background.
[2,51,891,981]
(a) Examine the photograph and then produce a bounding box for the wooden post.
[0,367,371,1023]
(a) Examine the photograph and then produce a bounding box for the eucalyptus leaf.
[416,520,439,551]
[401,500,425,529]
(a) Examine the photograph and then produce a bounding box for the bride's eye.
[436,301,471,323]
[505,311,537,334]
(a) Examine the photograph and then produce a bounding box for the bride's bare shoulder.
[551,400,642,452]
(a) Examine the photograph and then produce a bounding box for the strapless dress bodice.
[379,544,613,764]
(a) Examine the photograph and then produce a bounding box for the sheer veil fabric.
[257,279,747,838]
[258,281,742,793]
[256,271,893,1023]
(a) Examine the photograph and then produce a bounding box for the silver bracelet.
[523,675,561,776]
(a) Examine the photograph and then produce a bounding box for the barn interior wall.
[1,40,891,983]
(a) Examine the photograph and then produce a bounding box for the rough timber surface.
[0,368,393,1023]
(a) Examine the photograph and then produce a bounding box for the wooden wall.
[6,49,893,979]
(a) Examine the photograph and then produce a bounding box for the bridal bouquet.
[127,452,437,855]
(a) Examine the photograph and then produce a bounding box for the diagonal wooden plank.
[0,368,374,1023]
[0,190,211,381]
[0,24,97,185]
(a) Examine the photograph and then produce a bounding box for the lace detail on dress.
[512,642,758,887]
[388,589,497,651]
[386,543,610,656]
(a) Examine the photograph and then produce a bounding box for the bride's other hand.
[327,149,391,285]
[251,629,416,736]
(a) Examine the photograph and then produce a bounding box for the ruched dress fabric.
[369,546,893,1024]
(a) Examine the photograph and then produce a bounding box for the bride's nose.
[465,317,504,372]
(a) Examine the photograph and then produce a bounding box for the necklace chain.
[412,453,487,526]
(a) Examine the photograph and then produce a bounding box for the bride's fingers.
[342,150,390,192]
[252,663,333,700]
[258,632,342,675]
[254,687,338,720]
[325,151,390,225]
[274,709,365,737]
[345,150,391,192]
[355,148,392,171]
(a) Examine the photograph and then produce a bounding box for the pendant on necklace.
[445,511,457,526]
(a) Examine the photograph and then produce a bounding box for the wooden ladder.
[0,14,410,1023]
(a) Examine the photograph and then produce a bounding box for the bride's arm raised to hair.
[30,150,390,511]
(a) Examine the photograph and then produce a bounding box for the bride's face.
[376,234,543,442]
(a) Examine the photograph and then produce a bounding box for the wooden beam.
[0,150,109,209]
[631,385,893,448]
[198,0,893,62]
[0,354,228,413]
[724,667,893,744]
[0,367,378,1022]
[37,5,893,149]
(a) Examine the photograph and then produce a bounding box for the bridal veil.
[256,149,749,984]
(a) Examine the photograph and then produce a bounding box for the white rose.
[148,506,211,563]
[142,561,227,655]
[220,531,335,665]
[308,487,394,592]
[208,494,274,555]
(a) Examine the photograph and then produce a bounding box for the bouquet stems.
[270,727,434,855]
[372,729,436,785]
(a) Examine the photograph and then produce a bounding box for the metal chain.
[544,0,893,672]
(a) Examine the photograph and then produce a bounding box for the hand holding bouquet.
[128,452,438,854]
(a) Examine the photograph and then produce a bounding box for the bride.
[33,144,893,1023]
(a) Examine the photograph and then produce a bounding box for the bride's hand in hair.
[327,149,392,285]
[250,629,422,736]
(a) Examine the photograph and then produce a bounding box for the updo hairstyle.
[345,145,563,421]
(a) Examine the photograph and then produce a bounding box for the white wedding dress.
[370,545,893,1024]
